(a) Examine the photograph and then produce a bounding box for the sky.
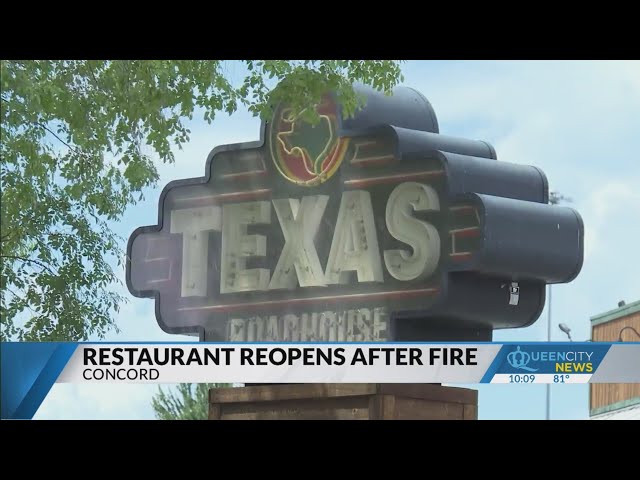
[33,60,640,420]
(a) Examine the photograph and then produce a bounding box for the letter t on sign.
[170,206,222,297]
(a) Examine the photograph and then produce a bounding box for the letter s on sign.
[384,182,441,282]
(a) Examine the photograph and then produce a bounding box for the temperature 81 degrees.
[489,374,591,384]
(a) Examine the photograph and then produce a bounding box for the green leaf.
[151,383,231,420]
[0,60,403,343]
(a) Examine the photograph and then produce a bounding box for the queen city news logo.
[506,346,594,373]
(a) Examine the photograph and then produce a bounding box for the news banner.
[4,341,640,384]
[3,341,640,419]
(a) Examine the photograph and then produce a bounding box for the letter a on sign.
[325,190,384,284]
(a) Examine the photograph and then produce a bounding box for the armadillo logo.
[269,94,350,186]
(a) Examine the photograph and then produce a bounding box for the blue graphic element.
[1,342,77,420]
[507,346,539,372]
[483,343,612,380]
[480,346,511,383]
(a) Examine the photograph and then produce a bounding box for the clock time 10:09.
[508,374,536,383]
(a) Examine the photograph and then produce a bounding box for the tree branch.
[35,122,79,155]
[35,122,101,174]
[1,255,58,276]
[3,285,40,318]
[87,62,100,88]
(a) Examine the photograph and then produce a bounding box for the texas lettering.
[172,182,440,297]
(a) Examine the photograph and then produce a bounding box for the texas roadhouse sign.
[126,85,584,342]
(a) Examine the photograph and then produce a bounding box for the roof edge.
[590,299,640,326]
[589,397,640,418]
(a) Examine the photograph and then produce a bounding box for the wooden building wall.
[590,311,640,414]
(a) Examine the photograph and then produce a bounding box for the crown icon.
[507,346,538,372]
[508,346,530,368]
